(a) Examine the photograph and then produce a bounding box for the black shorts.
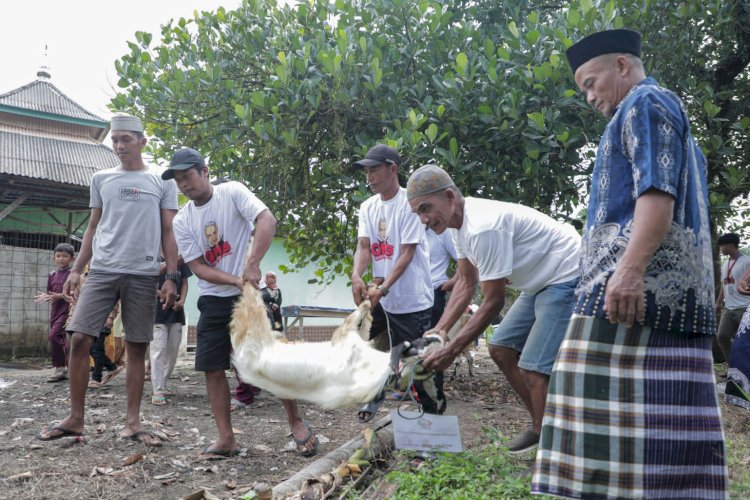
[195,295,240,372]
[369,303,432,347]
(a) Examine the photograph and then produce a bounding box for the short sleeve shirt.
[173,181,268,297]
[89,166,178,275]
[575,78,716,334]
[452,198,581,294]
[426,228,458,288]
[357,187,433,313]
[720,255,750,310]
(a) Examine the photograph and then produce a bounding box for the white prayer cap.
[110,114,143,133]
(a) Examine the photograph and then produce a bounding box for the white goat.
[230,286,393,409]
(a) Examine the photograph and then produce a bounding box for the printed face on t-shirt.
[371,217,394,261]
[203,222,232,267]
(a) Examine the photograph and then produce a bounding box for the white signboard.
[391,410,463,453]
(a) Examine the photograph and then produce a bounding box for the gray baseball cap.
[161,148,206,180]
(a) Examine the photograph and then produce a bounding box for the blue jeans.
[489,278,578,375]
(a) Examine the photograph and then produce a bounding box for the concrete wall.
[0,245,53,358]
[0,237,355,358]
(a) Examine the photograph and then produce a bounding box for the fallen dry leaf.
[90,466,114,477]
[153,471,178,480]
[171,459,188,468]
[225,478,237,490]
[99,393,114,399]
[161,428,179,437]
[11,417,34,428]
[253,443,273,453]
[7,471,33,482]
[96,423,107,433]
[231,427,245,434]
[123,453,144,466]
[29,444,42,450]
[179,490,204,500]
[152,430,170,441]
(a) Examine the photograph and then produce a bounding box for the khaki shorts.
[67,270,158,343]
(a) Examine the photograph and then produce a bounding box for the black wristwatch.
[377,284,390,297]
[165,271,181,282]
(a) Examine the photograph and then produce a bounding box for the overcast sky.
[0,0,242,121]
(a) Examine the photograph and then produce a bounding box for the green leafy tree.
[112,0,750,283]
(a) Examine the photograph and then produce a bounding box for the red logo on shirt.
[371,240,394,261]
[204,221,232,267]
[371,217,393,261]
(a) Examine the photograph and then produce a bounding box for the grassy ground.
[377,403,750,500]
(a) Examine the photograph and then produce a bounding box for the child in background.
[35,243,75,383]
[88,304,124,388]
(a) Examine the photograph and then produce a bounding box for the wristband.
[165,271,181,282]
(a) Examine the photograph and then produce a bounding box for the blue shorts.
[489,278,578,375]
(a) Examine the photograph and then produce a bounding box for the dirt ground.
[0,343,531,499]
[1,344,748,499]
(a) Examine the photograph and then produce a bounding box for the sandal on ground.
[88,380,102,389]
[37,425,82,441]
[151,393,167,405]
[293,420,318,458]
[357,392,385,424]
[101,366,124,386]
[121,430,162,447]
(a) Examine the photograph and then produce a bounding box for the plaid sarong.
[532,315,728,499]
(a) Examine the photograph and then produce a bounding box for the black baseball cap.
[162,148,206,180]
[352,144,402,169]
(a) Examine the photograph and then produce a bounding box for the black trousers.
[90,328,117,382]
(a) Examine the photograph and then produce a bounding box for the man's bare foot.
[37,417,83,440]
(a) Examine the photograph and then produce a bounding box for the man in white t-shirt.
[163,148,317,458]
[407,165,581,455]
[715,233,750,364]
[351,144,440,419]
[38,115,179,446]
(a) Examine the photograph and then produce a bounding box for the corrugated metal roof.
[0,130,119,186]
[0,80,107,124]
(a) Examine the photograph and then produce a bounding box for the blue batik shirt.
[574,77,716,335]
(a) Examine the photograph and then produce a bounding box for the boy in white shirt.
[163,148,317,457]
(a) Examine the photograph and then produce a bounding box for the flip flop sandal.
[88,380,102,389]
[357,392,385,424]
[37,425,82,441]
[46,374,68,383]
[293,420,319,458]
[151,394,167,405]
